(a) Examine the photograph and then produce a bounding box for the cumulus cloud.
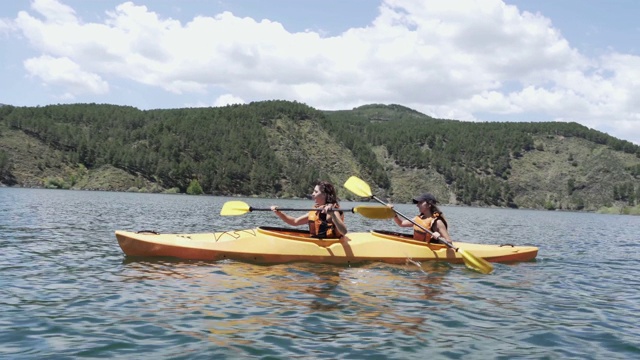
[212,94,246,107]
[30,0,77,23]
[8,0,640,143]
[24,55,109,96]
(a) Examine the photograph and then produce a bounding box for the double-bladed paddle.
[220,200,396,219]
[343,176,494,274]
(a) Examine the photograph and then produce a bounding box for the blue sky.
[1,0,639,144]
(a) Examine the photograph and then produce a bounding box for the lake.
[1,188,639,359]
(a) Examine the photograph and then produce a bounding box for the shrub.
[187,179,203,195]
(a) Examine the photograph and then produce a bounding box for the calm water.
[1,188,639,359]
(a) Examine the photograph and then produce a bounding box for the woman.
[391,193,451,243]
[271,181,348,238]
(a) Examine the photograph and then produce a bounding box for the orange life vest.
[412,213,447,242]
[308,205,344,239]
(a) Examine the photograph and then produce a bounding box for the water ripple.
[1,188,639,359]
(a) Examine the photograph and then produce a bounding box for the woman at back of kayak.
[391,193,451,243]
[271,181,348,238]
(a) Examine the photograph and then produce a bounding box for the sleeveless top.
[308,205,344,238]
[412,212,447,242]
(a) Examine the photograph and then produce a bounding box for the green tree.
[0,150,8,172]
[186,179,203,195]
[567,178,576,195]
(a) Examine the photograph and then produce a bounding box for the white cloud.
[7,0,640,144]
[212,94,246,107]
[24,55,109,96]
[30,0,77,23]
[0,18,15,35]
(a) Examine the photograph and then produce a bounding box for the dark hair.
[317,181,339,204]
[428,203,447,229]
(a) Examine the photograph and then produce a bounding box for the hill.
[0,101,638,214]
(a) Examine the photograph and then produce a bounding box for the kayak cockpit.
[256,226,343,245]
[370,229,446,248]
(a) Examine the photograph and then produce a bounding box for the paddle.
[220,200,395,219]
[343,176,494,274]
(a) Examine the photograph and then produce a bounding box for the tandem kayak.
[115,226,538,265]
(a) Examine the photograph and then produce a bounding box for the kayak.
[115,226,538,265]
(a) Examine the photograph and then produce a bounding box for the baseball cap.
[412,193,437,204]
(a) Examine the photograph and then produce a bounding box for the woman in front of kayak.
[271,181,348,238]
[391,193,451,243]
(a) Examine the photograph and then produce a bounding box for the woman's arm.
[393,214,414,227]
[387,205,413,228]
[322,203,347,235]
[329,211,348,235]
[271,206,308,226]
[432,219,452,242]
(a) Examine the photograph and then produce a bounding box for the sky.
[1,0,639,145]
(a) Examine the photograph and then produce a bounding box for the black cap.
[412,193,437,204]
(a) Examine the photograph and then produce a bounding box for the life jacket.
[308,204,344,239]
[412,212,447,242]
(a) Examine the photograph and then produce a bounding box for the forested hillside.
[1,101,638,213]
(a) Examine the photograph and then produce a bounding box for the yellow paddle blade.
[344,176,373,198]
[352,206,395,219]
[220,201,251,216]
[459,249,494,274]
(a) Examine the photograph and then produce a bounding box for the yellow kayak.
[115,226,538,265]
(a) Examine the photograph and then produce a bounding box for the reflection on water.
[1,188,639,359]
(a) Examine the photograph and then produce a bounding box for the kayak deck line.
[115,226,538,265]
[257,227,343,246]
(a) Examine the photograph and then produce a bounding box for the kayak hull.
[116,227,538,265]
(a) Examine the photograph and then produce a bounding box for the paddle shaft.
[369,195,459,251]
[250,207,343,212]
